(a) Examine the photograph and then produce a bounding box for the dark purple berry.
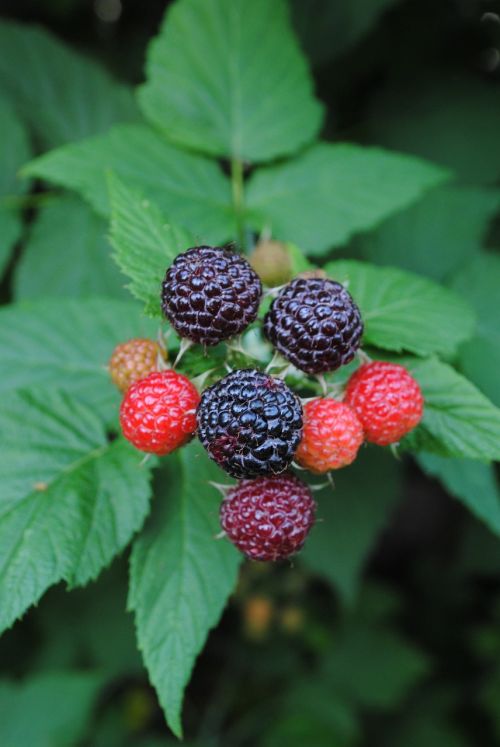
[196,369,303,479]
[263,277,363,374]
[161,246,262,346]
[220,474,316,561]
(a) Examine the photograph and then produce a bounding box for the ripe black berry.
[220,474,316,561]
[263,277,363,374]
[196,369,303,479]
[161,246,262,346]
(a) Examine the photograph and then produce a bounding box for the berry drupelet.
[161,245,262,346]
[220,474,316,561]
[263,276,363,374]
[196,369,303,479]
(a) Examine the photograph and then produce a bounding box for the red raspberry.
[109,338,166,393]
[296,398,364,473]
[120,371,199,455]
[344,361,423,446]
[220,474,316,562]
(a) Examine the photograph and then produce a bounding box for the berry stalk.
[231,157,246,250]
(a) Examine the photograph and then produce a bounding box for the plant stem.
[0,191,58,209]
[230,157,245,249]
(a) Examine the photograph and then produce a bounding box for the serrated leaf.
[0,20,138,148]
[0,298,157,425]
[0,96,31,276]
[14,195,127,300]
[139,0,323,162]
[108,174,193,315]
[450,253,500,407]
[24,124,235,243]
[418,453,500,535]
[246,143,449,254]
[0,672,102,747]
[403,358,500,461]
[129,442,241,737]
[324,259,474,357]
[358,186,500,281]
[0,389,153,633]
[301,447,402,603]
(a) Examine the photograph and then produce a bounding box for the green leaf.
[365,76,500,184]
[0,298,157,425]
[417,453,500,535]
[388,720,468,747]
[108,174,193,315]
[403,357,500,462]
[301,448,402,603]
[24,124,235,243]
[129,442,241,737]
[291,0,400,67]
[323,626,429,709]
[34,565,143,676]
[324,260,474,358]
[246,143,449,254]
[0,96,31,276]
[14,195,128,300]
[139,0,322,162]
[0,20,138,148]
[286,242,314,275]
[0,389,153,632]
[358,186,500,281]
[263,683,358,747]
[0,672,102,747]
[450,253,500,407]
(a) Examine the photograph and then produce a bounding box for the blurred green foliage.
[0,0,500,745]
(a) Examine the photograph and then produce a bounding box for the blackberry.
[161,246,262,346]
[196,369,303,478]
[220,474,316,561]
[263,277,363,374]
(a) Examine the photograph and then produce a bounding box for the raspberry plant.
[0,0,500,743]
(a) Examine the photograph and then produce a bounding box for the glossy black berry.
[263,277,363,374]
[161,246,262,346]
[196,369,303,479]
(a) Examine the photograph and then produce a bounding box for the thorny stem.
[191,369,216,391]
[316,374,328,396]
[357,348,373,365]
[231,157,245,249]
[390,443,401,460]
[265,350,286,374]
[209,481,232,497]
[172,337,193,368]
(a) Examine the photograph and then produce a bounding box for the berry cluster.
[111,245,424,562]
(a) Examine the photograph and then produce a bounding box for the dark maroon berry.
[263,277,363,374]
[161,246,262,346]
[196,369,303,479]
[220,474,316,561]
